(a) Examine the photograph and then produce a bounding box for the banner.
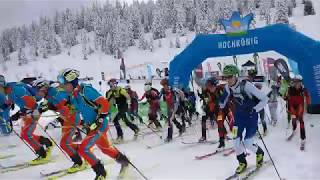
[217,62,222,72]
[288,59,300,74]
[274,58,290,81]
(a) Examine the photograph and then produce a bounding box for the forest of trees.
[0,0,314,66]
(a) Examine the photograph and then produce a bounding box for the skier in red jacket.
[286,74,310,150]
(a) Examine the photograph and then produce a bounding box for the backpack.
[78,84,100,113]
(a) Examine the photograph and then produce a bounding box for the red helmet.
[108,78,118,86]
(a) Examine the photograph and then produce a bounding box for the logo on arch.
[220,11,254,36]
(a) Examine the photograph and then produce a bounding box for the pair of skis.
[194,147,235,160]
[225,160,272,180]
[286,132,305,151]
[0,155,59,174]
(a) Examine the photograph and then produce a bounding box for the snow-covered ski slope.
[1,0,320,179]
[1,97,320,180]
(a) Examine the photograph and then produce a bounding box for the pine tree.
[138,34,147,50]
[62,8,78,55]
[274,0,289,24]
[152,1,166,40]
[149,38,154,52]
[80,29,88,60]
[16,28,28,65]
[195,0,209,34]
[173,0,186,36]
[175,37,181,48]
[304,0,316,16]
[259,0,272,25]
[0,53,8,72]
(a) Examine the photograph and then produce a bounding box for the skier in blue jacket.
[220,65,268,174]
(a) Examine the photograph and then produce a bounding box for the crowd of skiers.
[0,63,311,178]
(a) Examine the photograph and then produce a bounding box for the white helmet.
[32,78,49,89]
[144,84,151,91]
[289,72,295,79]
[294,74,303,81]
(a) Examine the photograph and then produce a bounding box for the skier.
[139,81,162,130]
[32,79,86,173]
[4,79,53,165]
[199,77,234,150]
[247,69,267,135]
[285,74,310,150]
[106,78,139,143]
[220,65,268,174]
[159,79,184,142]
[184,91,199,120]
[254,83,268,136]
[125,85,143,124]
[0,75,13,135]
[58,69,130,180]
[267,82,280,126]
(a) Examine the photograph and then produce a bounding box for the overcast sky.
[0,0,145,32]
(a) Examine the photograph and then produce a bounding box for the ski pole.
[113,146,149,180]
[141,121,163,139]
[2,119,37,156]
[257,130,283,180]
[35,120,71,161]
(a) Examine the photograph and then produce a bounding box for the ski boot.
[217,137,225,151]
[198,137,206,143]
[39,136,53,159]
[164,137,172,143]
[92,161,107,180]
[134,128,140,137]
[29,147,49,165]
[68,154,87,173]
[115,136,124,144]
[115,152,130,178]
[256,147,264,168]
[236,153,247,174]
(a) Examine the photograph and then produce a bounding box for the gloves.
[10,111,21,122]
[38,102,49,113]
[89,113,107,131]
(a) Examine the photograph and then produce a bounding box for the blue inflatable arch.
[169,24,320,108]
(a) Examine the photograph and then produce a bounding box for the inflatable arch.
[169,24,320,112]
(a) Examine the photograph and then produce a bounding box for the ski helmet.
[58,68,80,86]
[160,79,168,86]
[144,84,151,91]
[108,78,118,86]
[32,78,49,89]
[206,77,219,86]
[223,65,239,76]
[0,75,6,86]
[293,74,303,81]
